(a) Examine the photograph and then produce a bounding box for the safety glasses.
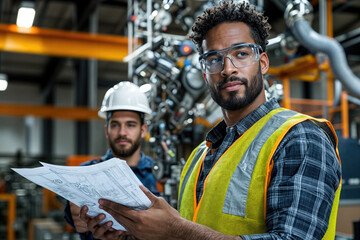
[199,43,263,74]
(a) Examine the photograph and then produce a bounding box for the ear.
[203,73,208,84]
[140,124,148,138]
[259,52,269,75]
[104,124,109,140]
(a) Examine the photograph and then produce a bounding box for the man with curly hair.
[80,1,341,239]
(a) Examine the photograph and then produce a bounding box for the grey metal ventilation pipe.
[284,0,360,98]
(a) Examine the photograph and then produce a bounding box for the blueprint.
[12,158,151,231]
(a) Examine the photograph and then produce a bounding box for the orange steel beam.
[289,98,327,117]
[0,194,16,240]
[341,91,349,139]
[0,24,140,61]
[66,155,100,166]
[282,77,291,109]
[327,0,333,38]
[0,103,102,121]
[294,70,320,82]
[327,69,335,118]
[288,98,328,106]
[326,0,335,114]
[268,55,320,80]
[194,117,213,128]
[42,189,64,215]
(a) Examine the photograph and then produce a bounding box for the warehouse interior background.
[0,0,360,239]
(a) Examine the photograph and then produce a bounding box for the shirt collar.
[206,98,280,148]
[101,149,153,170]
[101,149,114,161]
[132,152,153,170]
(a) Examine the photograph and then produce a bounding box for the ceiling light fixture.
[0,73,8,91]
[16,1,36,28]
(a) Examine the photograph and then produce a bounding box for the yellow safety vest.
[178,108,341,239]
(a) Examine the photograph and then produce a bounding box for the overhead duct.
[285,0,360,98]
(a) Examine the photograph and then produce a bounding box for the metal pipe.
[318,0,328,118]
[347,95,360,106]
[333,79,342,106]
[319,0,327,35]
[256,0,264,12]
[89,5,98,109]
[147,0,152,49]
[285,0,360,98]
[266,34,284,50]
[128,0,134,79]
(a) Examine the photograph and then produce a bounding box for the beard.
[108,135,141,158]
[209,65,263,111]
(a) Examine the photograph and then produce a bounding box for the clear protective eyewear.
[199,43,263,74]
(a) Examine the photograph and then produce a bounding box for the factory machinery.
[1,0,360,239]
[126,0,360,210]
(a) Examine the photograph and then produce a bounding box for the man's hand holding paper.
[12,157,151,231]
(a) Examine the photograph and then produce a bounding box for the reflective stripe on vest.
[178,142,208,210]
[178,108,341,238]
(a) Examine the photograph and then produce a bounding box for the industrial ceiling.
[0,0,360,95]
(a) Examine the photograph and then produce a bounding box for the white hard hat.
[98,81,152,119]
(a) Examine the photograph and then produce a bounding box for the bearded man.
[64,81,159,240]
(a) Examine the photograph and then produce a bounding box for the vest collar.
[206,98,280,149]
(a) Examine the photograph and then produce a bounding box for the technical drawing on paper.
[12,158,151,231]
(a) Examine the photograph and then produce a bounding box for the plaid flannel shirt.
[196,98,341,240]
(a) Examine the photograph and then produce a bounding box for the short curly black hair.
[190,1,271,54]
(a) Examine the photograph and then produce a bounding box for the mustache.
[114,137,131,143]
[216,76,248,89]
